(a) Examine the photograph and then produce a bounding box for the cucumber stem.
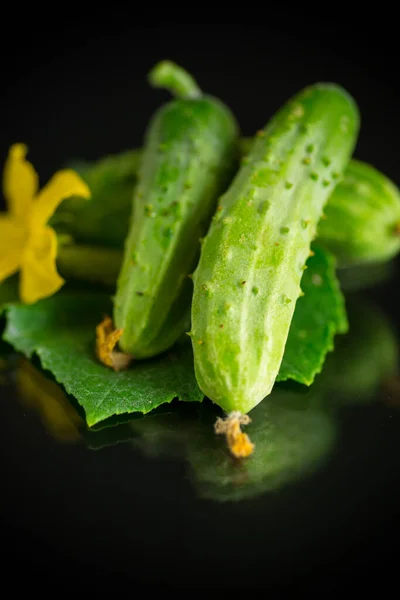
[148,60,202,100]
[57,243,123,287]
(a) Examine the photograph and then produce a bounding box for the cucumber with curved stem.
[317,159,400,266]
[192,83,359,414]
[113,61,239,358]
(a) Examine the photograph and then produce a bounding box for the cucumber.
[317,159,400,266]
[113,61,239,358]
[243,139,400,267]
[191,83,359,414]
[52,141,400,271]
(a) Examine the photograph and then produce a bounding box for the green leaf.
[3,291,203,426]
[277,244,347,385]
[0,245,347,422]
[16,293,393,501]
[50,149,140,248]
[10,354,337,501]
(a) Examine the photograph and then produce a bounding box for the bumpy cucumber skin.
[191,84,359,414]
[56,143,400,268]
[114,97,239,358]
[317,159,400,266]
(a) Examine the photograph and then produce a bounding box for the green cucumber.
[317,159,400,266]
[113,61,239,358]
[192,83,359,414]
[243,139,400,267]
[52,142,400,271]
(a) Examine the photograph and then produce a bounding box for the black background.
[1,21,400,591]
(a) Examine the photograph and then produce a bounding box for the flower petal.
[20,226,65,304]
[3,144,38,220]
[0,215,25,282]
[32,169,90,228]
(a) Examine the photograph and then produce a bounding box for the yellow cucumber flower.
[0,144,90,303]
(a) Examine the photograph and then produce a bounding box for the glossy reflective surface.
[1,281,400,587]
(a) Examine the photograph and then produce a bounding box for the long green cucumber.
[241,140,400,268]
[113,61,239,358]
[317,159,400,266]
[191,83,359,414]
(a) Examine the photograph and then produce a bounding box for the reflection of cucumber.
[325,297,398,404]
[79,373,337,502]
[124,384,336,502]
[9,293,396,502]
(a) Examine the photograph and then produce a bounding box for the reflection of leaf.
[324,296,398,405]
[0,347,18,378]
[277,244,347,385]
[128,404,199,458]
[337,260,395,293]
[16,359,84,442]
[79,384,337,502]
[3,292,203,426]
